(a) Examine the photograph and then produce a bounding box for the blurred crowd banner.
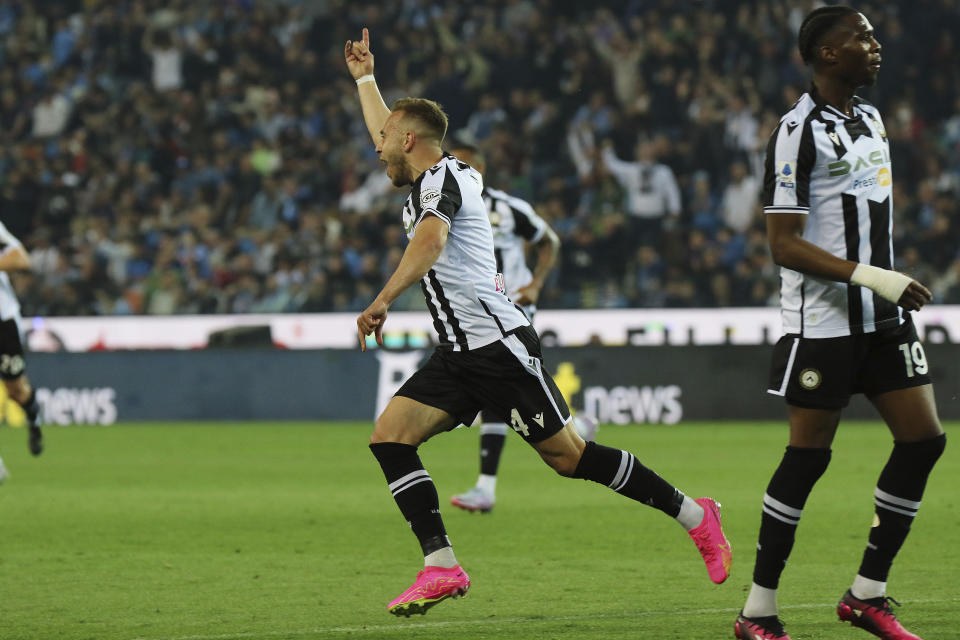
[23,343,960,425]
[25,307,960,352]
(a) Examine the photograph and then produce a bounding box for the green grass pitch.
[0,421,956,640]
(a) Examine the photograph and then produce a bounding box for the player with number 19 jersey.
[764,88,901,339]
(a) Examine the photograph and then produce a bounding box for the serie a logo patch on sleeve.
[778,161,796,189]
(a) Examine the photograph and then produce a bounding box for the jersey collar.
[809,83,860,121]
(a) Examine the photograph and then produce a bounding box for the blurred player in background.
[346,27,731,618]
[735,7,945,640]
[0,220,44,482]
[446,141,597,514]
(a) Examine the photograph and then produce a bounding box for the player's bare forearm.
[358,82,391,145]
[374,217,448,307]
[767,213,856,282]
[530,228,560,288]
[0,248,31,272]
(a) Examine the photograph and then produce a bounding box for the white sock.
[424,546,458,568]
[476,474,497,496]
[743,583,779,618]
[676,495,704,531]
[851,574,886,600]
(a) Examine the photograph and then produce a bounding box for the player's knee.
[370,415,421,446]
[4,376,30,404]
[539,449,579,477]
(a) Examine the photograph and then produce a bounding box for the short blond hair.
[392,97,448,144]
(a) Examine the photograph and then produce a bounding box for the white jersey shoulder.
[0,221,23,321]
[401,154,529,351]
[763,90,901,338]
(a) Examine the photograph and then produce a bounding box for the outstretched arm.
[345,27,391,145]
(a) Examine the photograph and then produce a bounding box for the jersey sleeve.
[762,116,815,215]
[414,165,463,229]
[507,197,547,243]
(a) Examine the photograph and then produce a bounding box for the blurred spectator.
[0,0,954,316]
[719,161,760,234]
[600,138,682,245]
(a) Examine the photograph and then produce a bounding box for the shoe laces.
[742,614,785,637]
[877,595,902,615]
[858,594,902,617]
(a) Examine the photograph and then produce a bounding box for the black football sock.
[573,441,685,516]
[20,389,40,427]
[479,432,507,476]
[752,446,831,588]
[858,434,946,582]
[370,442,450,556]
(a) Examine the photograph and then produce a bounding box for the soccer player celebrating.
[445,141,597,514]
[345,28,731,617]
[735,7,945,640]
[0,220,44,481]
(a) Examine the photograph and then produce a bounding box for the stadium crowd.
[0,0,958,315]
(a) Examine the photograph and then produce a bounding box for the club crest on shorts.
[798,368,822,390]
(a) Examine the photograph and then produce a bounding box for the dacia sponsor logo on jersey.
[827,149,891,177]
[778,161,796,189]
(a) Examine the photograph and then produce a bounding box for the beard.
[384,156,413,186]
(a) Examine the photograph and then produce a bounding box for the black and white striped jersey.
[484,186,547,300]
[763,87,902,338]
[402,153,529,351]
[0,221,23,321]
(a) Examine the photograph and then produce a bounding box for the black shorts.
[767,316,932,410]
[0,318,26,380]
[395,324,571,443]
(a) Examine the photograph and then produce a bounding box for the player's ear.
[819,44,838,65]
[402,129,416,152]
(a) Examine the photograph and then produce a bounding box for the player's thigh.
[771,333,857,411]
[372,395,459,446]
[869,384,943,442]
[787,404,841,448]
[859,319,941,441]
[378,350,473,445]
[0,318,27,383]
[467,327,571,445]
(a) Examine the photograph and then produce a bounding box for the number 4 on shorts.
[510,408,530,437]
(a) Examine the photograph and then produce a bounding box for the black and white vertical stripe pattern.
[764,89,903,339]
[874,487,921,518]
[762,493,803,526]
[401,154,529,351]
[483,186,547,293]
[388,469,434,497]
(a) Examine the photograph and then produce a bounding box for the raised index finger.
[362,27,370,49]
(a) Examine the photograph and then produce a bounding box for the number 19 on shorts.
[899,341,928,378]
